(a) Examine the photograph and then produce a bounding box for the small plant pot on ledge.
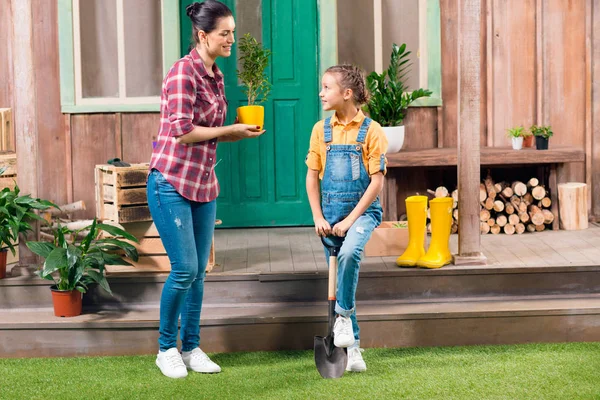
[0,249,7,279]
[523,135,534,148]
[50,286,82,317]
[382,126,405,152]
[237,105,265,130]
[535,136,549,150]
[511,137,524,150]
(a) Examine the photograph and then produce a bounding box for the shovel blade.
[314,335,347,379]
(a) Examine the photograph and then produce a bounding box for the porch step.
[1,294,599,358]
[3,264,600,309]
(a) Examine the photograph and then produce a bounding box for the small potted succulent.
[530,125,553,150]
[26,219,139,317]
[506,126,525,150]
[364,43,432,152]
[236,33,272,130]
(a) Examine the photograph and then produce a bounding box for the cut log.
[558,182,588,230]
[490,224,501,235]
[480,222,490,234]
[484,197,494,210]
[451,223,458,234]
[494,183,503,193]
[487,218,496,227]
[496,214,507,227]
[508,214,520,226]
[501,186,514,198]
[527,223,536,232]
[453,209,459,221]
[47,200,86,216]
[479,184,487,202]
[535,224,546,232]
[484,173,497,199]
[435,186,449,198]
[518,211,530,223]
[480,209,491,222]
[523,193,534,205]
[511,181,527,196]
[540,197,552,208]
[504,203,515,215]
[531,186,546,200]
[515,223,526,234]
[503,224,515,235]
[493,200,505,212]
[527,177,539,188]
[542,209,555,224]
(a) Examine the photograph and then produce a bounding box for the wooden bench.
[384,145,585,230]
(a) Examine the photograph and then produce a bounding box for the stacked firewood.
[478,174,554,234]
[426,173,555,235]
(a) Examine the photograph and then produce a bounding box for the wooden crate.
[105,221,218,274]
[0,151,17,190]
[95,163,151,223]
[0,108,15,152]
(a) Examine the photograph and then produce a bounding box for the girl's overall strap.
[356,117,372,144]
[323,117,333,143]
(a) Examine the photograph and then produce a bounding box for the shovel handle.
[328,247,339,301]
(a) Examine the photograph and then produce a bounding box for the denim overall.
[321,116,383,348]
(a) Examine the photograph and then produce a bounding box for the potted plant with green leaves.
[506,126,525,150]
[530,125,553,150]
[236,33,272,130]
[0,167,56,279]
[26,219,139,317]
[365,43,433,152]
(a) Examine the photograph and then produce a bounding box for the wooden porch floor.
[211,224,600,274]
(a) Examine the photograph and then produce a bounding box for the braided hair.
[325,64,370,105]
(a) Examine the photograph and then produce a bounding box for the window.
[58,0,180,113]
[336,0,442,106]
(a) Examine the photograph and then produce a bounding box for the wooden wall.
[1,0,599,222]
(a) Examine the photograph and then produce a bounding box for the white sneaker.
[346,347,367,372]
[156,348,188,379]
[181,348,222,373]
[333,316,355,348]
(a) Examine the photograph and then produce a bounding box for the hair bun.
[186,2,202,18]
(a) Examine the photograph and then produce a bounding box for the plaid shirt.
[149,48,227,202]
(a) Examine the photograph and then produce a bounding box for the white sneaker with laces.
[181,348,222,373]
[156,348,188,379]
[346,347,367,372]
[333,316,355,348]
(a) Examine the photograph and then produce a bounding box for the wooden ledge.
[387,146,585,168]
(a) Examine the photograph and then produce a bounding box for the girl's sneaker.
[333,316,354,348]
[181,348,222,373]
[346,347,367,372]
[156,348,188,379]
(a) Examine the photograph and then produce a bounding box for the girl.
[305,65,388,372]
[148,0,264,379]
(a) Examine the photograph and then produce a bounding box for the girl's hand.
[233,124,265,138]
[314,217,331,237]
[332,218,353,237]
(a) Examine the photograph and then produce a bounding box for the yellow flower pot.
[237,105,265,130]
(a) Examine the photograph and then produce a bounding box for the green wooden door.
[180,0,319,227]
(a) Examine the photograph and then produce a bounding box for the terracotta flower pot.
[237,105,265,130]
[51,286,82,317]
[523,135,534,148]
[0,249,6,279]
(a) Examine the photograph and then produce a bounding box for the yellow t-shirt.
[305,110,388,179]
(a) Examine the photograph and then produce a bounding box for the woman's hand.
[332,218,354,237]
[233,124,265,139]
[314,217,331,237]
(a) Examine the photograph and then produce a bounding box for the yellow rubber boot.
[396,195,428,267]
[416,197,453,269]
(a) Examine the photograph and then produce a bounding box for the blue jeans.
[324,213,379,348]
[147,169,216,352]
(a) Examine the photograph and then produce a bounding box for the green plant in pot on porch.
[506,126,526,150]
[236,33,272,130]
[0,167,56,280]
[530,125,553,150]
[364,43,433,152]
[26,219,139,317]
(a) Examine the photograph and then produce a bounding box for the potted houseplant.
[26,218,139,317]
[364,43,433,152]
[236,33,272,129]
[506,126,525,150]
[530,125,553,150]
[0,167,56,279]
[522,127,534,148]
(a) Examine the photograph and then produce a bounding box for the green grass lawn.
[1,343,599,400]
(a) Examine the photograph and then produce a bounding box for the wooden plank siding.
[0,0,598,224]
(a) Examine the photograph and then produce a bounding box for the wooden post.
[10,0,39,274]
[454,0,487,265]
[592,0,600,219]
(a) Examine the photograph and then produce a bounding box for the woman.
[148,0,264,379]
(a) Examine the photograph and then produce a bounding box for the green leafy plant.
[506,126,525,138]
[392,221,408,229]
[0,167,56,256]
[26,219,139,294]
[236,33,272,105]
[364,43,433,127]
[530,125,554,139]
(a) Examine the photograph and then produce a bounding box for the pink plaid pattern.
[149,48,227,202]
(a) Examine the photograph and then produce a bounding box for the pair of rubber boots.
[396,195,453,269]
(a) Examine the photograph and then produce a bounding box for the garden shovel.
[314,240,347,378]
